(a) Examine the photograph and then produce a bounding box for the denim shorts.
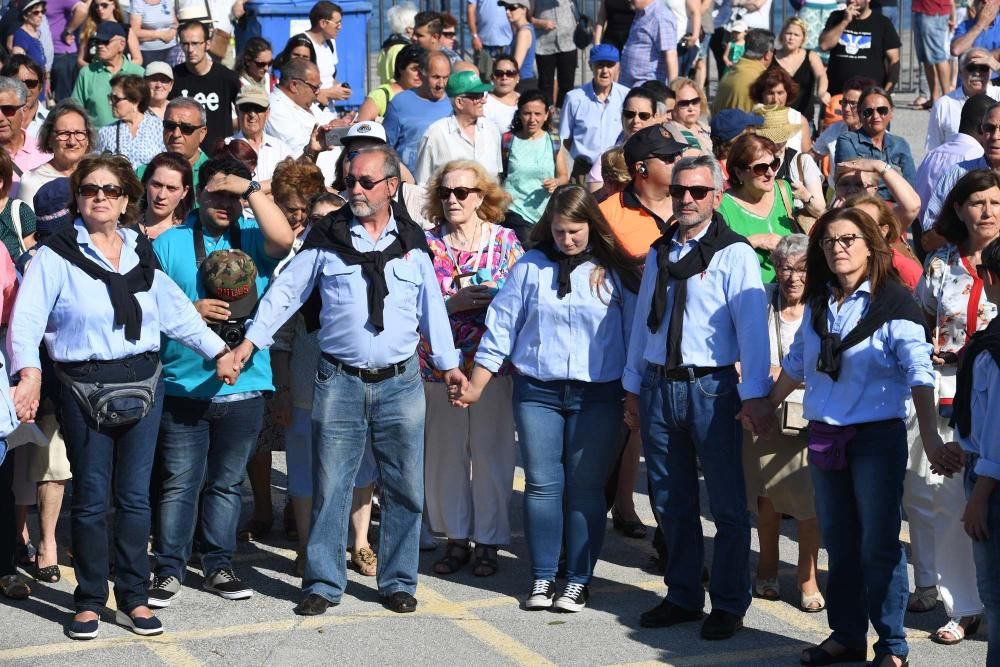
[914,12,950,64]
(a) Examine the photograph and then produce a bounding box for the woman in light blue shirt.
[761,208,947,667]
[453,185,640,613]
[8,154,226,641]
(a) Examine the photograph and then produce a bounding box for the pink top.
[892,248,923,293]
[10,131,53,196]
[0,244,18,326]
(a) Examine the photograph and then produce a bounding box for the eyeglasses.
[840,99,859,108]
[748,158,781,176]
[860,106,890,119]
[651,153,680,165]
[345,175,391,190]
[238,103,267,115]
[163,120,204,135]
[54,129,88,142]
[436,186,482,201]
[108,94,129,105]
[26,7,45,15]
[21,78,39,90]
[77,183,125,199]
[668,185,714,200]
[820,233,865,251]
[622,109,653,121]
[676,97,701,108]
[966,64,991,75]
[442,31,456,37]
[180,40,205,49]
[293,78,320,94]
[459,92,486,101]
[981,122,1000,136]
[0,104,24,118]
[253,60,272,68]
[777,265,807,278]
[493,68,518,78]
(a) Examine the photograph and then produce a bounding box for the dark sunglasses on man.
[163,120,204,135]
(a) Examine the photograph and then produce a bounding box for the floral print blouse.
[418,223,524,382]
[917,244,998,355]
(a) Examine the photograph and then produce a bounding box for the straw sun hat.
[750,104,802,144]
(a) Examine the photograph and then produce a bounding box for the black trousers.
[0,448,16,577]
[536,50,577,108]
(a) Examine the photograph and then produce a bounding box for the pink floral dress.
[418,223,524,382]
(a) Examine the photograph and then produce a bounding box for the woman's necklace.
[449,220,483,252]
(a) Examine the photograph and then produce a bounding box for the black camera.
[211,319,247,347]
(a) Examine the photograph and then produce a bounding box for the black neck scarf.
[810,280,927,382]
[535,241,593,298]
[646,214,748,369]
[45,223,160,342]
[300,203,431,332]
[952,317,1000,438]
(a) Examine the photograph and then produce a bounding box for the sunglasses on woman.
[492,68,518,78]
[78,183,125,199]
[253,60,272,68]
[675,97,700,109]
[21,78,40,90]
[860,106,890,119]
[436,186,481,201]
[747,158,780,176]
[622,109,652,121]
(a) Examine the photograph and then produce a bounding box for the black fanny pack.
[53,351,161,427]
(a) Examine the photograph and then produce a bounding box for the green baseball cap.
[445,70,494,98]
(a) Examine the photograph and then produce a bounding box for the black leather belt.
[649,363,735,381]
[322,353,407,383]
[851,418,903,431]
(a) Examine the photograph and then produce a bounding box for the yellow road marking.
[145,640,204,666]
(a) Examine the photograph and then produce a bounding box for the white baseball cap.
[341,121,387,146]
[144,61,174,80]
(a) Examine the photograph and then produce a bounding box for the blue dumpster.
[244,0,371,108]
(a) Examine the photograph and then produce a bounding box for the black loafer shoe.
[381,591,418,613]
[294,593,336,616]
[700,609,743,640]
[639,598,704,628]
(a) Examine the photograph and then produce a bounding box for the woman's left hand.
[542,178,560,193]
[790,180,812,202]
[837,158,883,174]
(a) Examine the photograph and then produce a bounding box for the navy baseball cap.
[589,44,620,64]
[96,21,128,41]
[32,178,74,241]
[710,109,764,144]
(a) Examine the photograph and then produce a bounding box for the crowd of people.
[0,0,998,666]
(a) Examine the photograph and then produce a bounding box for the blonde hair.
[600,147,630,185]
[668,77,709,117]
[781,16,809,40]
[423,160,511,224]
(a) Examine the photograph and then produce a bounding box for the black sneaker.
[147,574,181,608]
[525,579,555,610]
[553,583,589,612]
[203,568,252,600]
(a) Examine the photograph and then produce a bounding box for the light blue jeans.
[965,454,1000,667]
[305,355,425,602]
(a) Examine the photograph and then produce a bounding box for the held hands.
[925,436,965,477]
[623,393,640,431]
[195,298,232,324]
[215,340,255,385]
[12,371,41,423]
[735,397,776,437]
[443,368,472,406]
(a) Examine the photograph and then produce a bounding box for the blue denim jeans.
[153,395,264,580]
[307,355,425,602]
[965,455,1000,666]
[59,379,165,613]
[811,420,909,661]
[512,375,625,584]
[640,366,751,616]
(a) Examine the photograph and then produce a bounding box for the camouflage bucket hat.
[201,249,259,319]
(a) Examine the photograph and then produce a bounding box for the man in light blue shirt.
[147,157,295,608]
[383,51,453,174]
[226,146,465,616]
[619,0,678,88]
[468,0,512,61]
[624,155,773,639]
[559,44,630,180]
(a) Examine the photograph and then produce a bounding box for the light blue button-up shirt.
[915,133,983,223]
[623,227,771,399]
[921,156,987,232]
[9,220,225,372]
[469,0,512,47]
[959,350,1000,480]
[559,81,630,163]
[245,215,461,371]
[474,250,636,382]
[834,129,917,203]
[781,281,935,426]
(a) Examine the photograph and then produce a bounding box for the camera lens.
[222,326,243,346]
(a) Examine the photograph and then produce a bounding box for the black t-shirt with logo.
[823,10,901,94]
[170,61,240,151]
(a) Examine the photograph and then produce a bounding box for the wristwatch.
[241,180,261,199]
[877,162,894,177]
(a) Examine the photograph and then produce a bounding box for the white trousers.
[902,407,984,617]
[423,377,516,545]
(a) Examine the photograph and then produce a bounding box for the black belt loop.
[321,353,408,383]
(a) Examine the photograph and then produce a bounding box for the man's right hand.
[195,298,231,323]
[472,35,483,51]
[624,392,640,431]
[979,0,1000,27]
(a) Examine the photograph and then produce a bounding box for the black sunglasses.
[21,78,40,89]
[861,106,890,119]
[622,109,652,121]
[237,103,268,114]
[253,60,273,68]
[437,186,481,201]
[676,97,701,108]
[344,175,390,190]
[966,63,991,75]
[460,92,486,101]
[493,68,518,78]
[163,120,204,135]
[0,104,24,117]
[77,183,125,199]
[669,185,715,200]
[748,158,781,175]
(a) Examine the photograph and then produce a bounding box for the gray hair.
[960,47,993,72]
[771,233,809,266]
[0,76,28,105]
[354,144,401,180]
[672,154,725,192]
[387,1,418,35]
[165,97,207,125]
[37,100,97,153]
[280,57,317,85]
[744,29,775,60]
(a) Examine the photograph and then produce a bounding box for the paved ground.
[0,447,991,667]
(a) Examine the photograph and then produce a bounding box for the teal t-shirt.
[152,211,281,398]
[506,134,556,225]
